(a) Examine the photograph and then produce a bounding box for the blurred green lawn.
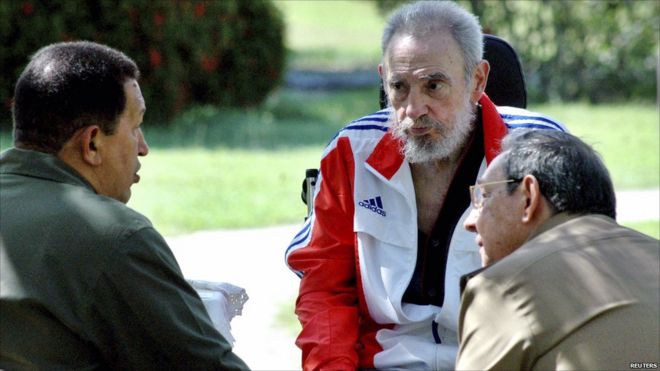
[530,103,660,190]
[3,91,655,238]
[1,1,657,239]
[275,0,383,70]
[120,91,659,238]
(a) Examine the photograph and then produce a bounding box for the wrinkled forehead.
[383,31,463,69]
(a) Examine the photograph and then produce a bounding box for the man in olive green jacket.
[0,41,249,370]
[458,129,659,370]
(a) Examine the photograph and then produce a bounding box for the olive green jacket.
[457,213,659,370]
[0,148,249,370]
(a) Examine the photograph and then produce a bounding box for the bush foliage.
[375,0,658,104]
[1,0,285,125]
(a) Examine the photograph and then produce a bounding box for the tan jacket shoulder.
[457,214,659,370]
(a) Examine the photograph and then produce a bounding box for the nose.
[463,207,479,233]
[138,128,149,156]
[404,88,429,121]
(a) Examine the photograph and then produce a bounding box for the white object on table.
[187,280,249,346]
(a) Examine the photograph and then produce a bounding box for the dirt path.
[168,224,302,370]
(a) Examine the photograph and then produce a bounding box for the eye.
[388,80,408,101]
[389,80,404,91]
[478,184,493,199]
[427,80,447,95]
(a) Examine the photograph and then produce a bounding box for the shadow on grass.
[144,87,382,151]
[144,113,337,151]
[0,88,383,151]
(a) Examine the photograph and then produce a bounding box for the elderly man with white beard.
[285,1,566,370]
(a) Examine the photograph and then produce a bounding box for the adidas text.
[359,196,386,217]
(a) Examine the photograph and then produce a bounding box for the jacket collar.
[0,147,94,191]
[460,265,489,295]
[365,93,507,181]
[365,131,404,181]
[480,93,508,163]
[459,212,590,295]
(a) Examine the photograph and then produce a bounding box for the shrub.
[0,0,286,126]
[372,0,658,104]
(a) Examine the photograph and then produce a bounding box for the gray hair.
[500,129,617,219]
[381,0,484,79]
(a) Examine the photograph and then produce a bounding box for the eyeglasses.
[469,179,520,209]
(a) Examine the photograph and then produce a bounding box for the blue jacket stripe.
[326,110,391,145]
[286,220,312,256]
[506,122,565,131]
[292,219,312,241]
[343,124,388,132]
[350,116,389,124]
[328,123,389,145]
[287,224,311,252]
[501,114,565,131]
[350,110,390,121]
[285,220,312,277]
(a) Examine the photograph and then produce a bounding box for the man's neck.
[410,152,464,235]
[56,142,102,197]
[410,127,477,235]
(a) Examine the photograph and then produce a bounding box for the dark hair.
[12,41,139,153]
[500,129,617,219]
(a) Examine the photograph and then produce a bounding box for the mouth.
[134,164,141,183]
[407,126,433,136]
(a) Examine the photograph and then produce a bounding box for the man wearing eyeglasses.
[285,1,564,370]
[457,129,659,370]
[284,2,569,369]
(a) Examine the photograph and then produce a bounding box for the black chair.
[304,35,527,215]
[478,34,527,108]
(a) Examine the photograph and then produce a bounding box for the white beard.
[391,95,476,163]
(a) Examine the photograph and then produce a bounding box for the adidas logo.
[359,196,386,217]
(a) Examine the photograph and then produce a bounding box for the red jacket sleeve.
[287,137,360,371]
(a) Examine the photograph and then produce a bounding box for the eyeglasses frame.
[469,179,521,209]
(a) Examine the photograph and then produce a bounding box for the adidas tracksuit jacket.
[285,94,566,370]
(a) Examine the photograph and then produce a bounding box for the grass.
[1,1,657,238]
[2,0,657,338]
[625,221,660,239]
[275,0,384,70]
[127,88,383,236]
[529,102,660,190]
[142,88,380,150]
[131,93,657,237]
[275,297,302,337]
[129,146,320,236]
[4,91,656,237]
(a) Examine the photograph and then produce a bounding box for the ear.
[520,174,544,224]
[378,63,384,79]
[470,60,490,104]
[79,125,103,166]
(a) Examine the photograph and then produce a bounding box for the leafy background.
[1,0,657,237]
